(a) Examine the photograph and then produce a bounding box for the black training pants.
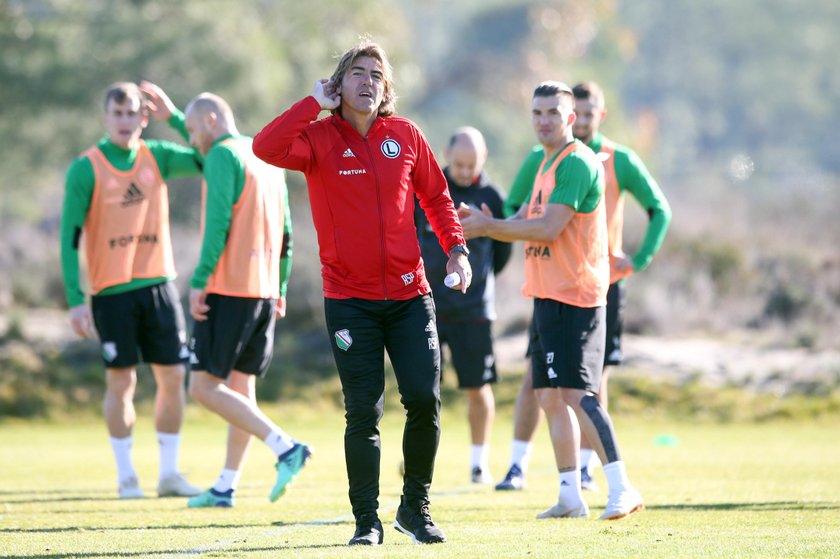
[324,294,441,519]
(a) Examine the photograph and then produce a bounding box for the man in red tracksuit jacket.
[254,39,471,546]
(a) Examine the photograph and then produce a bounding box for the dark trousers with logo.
[324,294,441,519]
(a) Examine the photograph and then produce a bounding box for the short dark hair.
[103,82,143,110]
[533,80,573,99]
[572,81,605,107]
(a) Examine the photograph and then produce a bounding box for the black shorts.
[437,318,497,389]
[91,281,189,368]
[604,281,626,367]
[525,319,537,358]
[190,294,277,379]
[529,298,605,392]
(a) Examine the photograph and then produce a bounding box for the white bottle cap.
[444,272,461,289]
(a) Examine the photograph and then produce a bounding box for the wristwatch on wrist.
[449,244,470,257]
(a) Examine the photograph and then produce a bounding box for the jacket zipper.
[363,137,389,299]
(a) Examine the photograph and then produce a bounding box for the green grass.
[2,403,839,558]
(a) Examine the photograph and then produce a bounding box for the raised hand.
[139,80,177,121]
[311,78,341,111]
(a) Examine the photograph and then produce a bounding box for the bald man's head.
[445,126,488,187]
[184,92,238,155]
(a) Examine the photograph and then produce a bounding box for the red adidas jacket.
[253,96,464,300]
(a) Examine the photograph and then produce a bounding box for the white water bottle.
[444,272,461,289]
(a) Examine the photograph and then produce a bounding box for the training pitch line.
[160,486,476,556]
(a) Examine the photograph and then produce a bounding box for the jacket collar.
[331,111,386,139]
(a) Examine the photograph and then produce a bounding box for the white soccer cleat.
[600,488,644,520]
[157,473,202,497]
[536,500,590,519]
[118,476,144,499]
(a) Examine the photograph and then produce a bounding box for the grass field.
[2,401,839,558]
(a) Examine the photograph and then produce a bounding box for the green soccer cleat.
[187,488,234,508]
[269,443,312,502]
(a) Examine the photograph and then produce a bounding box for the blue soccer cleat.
[580,465,599,492]
[495,464,525,491]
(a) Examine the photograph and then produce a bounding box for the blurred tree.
[618,0,840,183]
[0,0,413,325]
[398,0,622,187]
[3,0,840,412]
[0,0,407,222]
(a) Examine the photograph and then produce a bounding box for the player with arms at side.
[60,81,202,499]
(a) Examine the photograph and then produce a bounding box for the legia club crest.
[335,329,353,351]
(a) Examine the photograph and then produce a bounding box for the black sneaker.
[394,498,446,544]
[349,514,384,545]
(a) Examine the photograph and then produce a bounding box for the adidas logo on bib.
[121,183,145,207]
